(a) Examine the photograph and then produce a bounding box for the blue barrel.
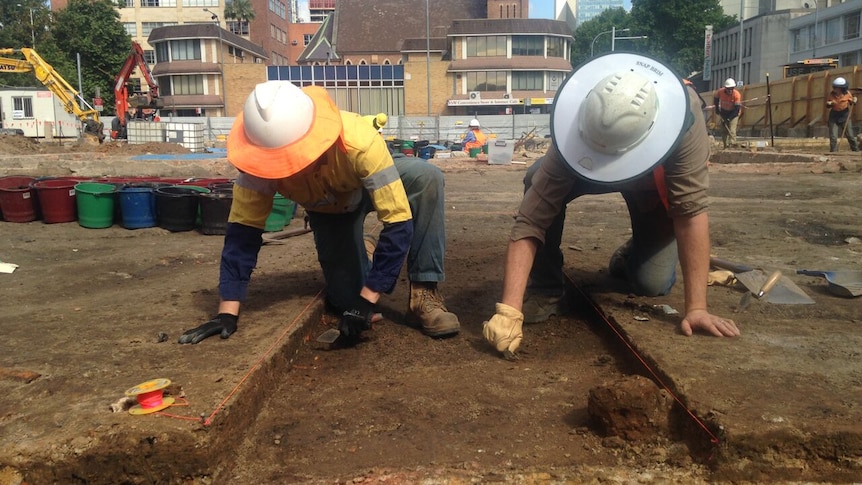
[119,186,158,229]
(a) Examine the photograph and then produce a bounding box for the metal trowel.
[316,328,342,344]
[738,270,782,311]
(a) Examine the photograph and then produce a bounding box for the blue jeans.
[307,156,446,311]
[524,160,678,298]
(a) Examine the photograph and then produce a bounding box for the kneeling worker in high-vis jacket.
[179,81,459,344]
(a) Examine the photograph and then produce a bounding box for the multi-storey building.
[576,0,623,25]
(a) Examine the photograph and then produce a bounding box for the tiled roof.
[333,0,487,54]
[448,18,572,36]
[149,24,268,59]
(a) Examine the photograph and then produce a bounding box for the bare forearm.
[673,212,710,313]
[500,238,539,311]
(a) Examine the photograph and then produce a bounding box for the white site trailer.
[0,87,82,139]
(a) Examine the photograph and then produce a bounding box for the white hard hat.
[551,52,688,185]
[469,119,480,128]
[833,77,848,88]
[578,71,658,155]
[724,78,736,88]
[242,81,314,148]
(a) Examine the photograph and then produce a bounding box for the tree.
[629,0,735,77]
[51,0,131,115]
[0,1,77,88]
[570,8,635,68]
[224,0,256,36]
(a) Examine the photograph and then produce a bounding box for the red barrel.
[0,176,38,222]
[32,179,78,223]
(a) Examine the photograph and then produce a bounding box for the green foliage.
[570,0,735,78]
[224,0,256,22]
[52,0,131,114]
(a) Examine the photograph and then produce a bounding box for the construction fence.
[700,64,862,139]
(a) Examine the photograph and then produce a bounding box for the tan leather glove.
[853,97,858,104]
[483,303,524,357]
[826,100,834,107]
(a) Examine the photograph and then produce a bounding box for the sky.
[529,0,633,20]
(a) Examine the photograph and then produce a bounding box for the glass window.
[170,39,201,60]
[183,0,218,6]
[228,20,249,35]
[143,50,155,64]
[547,37,565,58]
[142,22,174,36]
[465,36,506,57]
[824,17,840,45]
[124,0,134,7]
[171,75,204,95]
[123,22,137,36]
[155,42,169,62]
[269,0,286,19]
[845,12,860,41]
[512,71,543,90]
[466,71,506,91]
[512,35,543,56]
[12,97,34,118]
[141,0,176,6]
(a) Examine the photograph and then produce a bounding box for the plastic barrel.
[75,182,117,228]
[119,186,158,229]
[264,193,291,232]
[155,186,207,232]
[0,176,37,222]
[482,144,489,154]
[199,191,233,235]
[468,147,481,157]
[32,179,78,223]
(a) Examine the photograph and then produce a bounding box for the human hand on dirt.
[483,303,524,359]
[178,313,238,344]
[680,309,739,337]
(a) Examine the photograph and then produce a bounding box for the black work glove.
[178,313,238,344]
[338,297,375,344]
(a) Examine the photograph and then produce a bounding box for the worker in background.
[826,77,859,152]
[178,82,460,345]
[363,113,388,131]
[713,78,742,149]
[482,53,739,360]
[462,118,486,152]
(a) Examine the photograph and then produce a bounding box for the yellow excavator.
[0,48,105,144]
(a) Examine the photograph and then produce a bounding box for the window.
[466,36,506,57]
[512,35,543,56]
[12,97,34,118]
[143,50,155,64]
[155,42,169,62]
[228,20,249,36]
[142,22,174,36]
[303,34,313,46]
[271,25,286,44]
[183,0,218,6]
[845,12,860,41]
[512,72,542,90]
[824,17,840,45]
[269,0,286,19]
[546,37,565,58]
[123,22,137,36]
[124,0,134,6]
[466,71,506,91]
[171,75,204,95]
[142,0,176,6]
[170,39,201,60]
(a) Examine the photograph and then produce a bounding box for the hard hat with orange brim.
[227,81,343,179]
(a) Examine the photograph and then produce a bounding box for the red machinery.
[111,41,163,139]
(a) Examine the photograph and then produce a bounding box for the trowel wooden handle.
[757,270,782,298]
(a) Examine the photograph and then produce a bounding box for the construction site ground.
[0,134,861,485]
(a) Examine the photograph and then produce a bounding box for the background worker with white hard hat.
[179,81,459,345]
[713,78,742,148]
[462,118,486,152]
[482,52,739,359]
[825,77,859,152]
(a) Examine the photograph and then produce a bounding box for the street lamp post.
[16,4,35,47]
[590,27,648,57]
[203,8,226,116]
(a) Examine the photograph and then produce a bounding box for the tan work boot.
[408,282,460,337]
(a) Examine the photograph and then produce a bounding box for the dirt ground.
[1,135,861,484]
